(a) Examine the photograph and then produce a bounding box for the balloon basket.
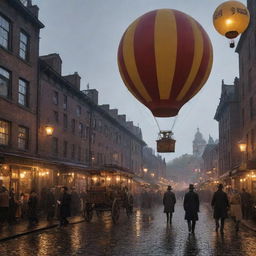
[156,131,176,153]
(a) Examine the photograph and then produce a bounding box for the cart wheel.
[84,203,93,222]
[111,199,120,224]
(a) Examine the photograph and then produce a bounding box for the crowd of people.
[0,185,85,228]
[163,183,255,234]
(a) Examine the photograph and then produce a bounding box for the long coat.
[59,192,71,218]
[183,191,199,221]
[211,190,229,219]
[230,193,242,221]
[163,191,176,213]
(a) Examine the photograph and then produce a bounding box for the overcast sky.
[33,0,245,162]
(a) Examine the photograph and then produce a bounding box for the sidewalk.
[240,219,256,232]
[0,216,85,242]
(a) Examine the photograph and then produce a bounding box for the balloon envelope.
[118,9,213,117]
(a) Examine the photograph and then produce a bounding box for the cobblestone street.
[0,201,255,256]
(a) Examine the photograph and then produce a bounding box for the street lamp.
[143,168,148,173]
[238,141,247,152]
[45,125,54,136]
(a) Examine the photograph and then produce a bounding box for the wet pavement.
[0,201,256,256]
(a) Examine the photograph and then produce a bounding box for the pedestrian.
[70,187,80,216]
[0,186,9,227]
[46,188,56,221]
[58,186,71,226]
[163,185,176,224]
[240,188,252,220]
[8,188,17,224]
[230,189,242,232]
[183,184,200,234]
[211,184,229,234]
[27,190,39,226]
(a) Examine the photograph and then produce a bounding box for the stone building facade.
[192,128,206,158]
[0,0,148,195]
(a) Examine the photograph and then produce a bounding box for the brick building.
[0,0,168,197]
[143,147,166,180]
[0,0,44,192]
[214,79,241,183]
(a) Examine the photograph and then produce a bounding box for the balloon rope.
[171,116,178,131]
[153,117,161,133]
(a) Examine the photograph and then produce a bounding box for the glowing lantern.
[118,9,213,117]
[213,1,250,47]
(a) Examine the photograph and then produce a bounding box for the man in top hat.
[211,183,229,234]
[183,184,200,234]
[163,185,176,224]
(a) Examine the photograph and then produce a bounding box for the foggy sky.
[33,0,244,162]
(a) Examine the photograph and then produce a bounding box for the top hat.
[189,184,195,190]
[167,185,172,190]
[218,183,223,189]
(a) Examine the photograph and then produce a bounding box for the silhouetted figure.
[71,187,80,216]
[184,184,199,234]
[0,186,9,227]
[58,186,71,226]
[241,188,252,220]
[211,184,229,234]
[163,185,176,224]
[8,188,17,224]
[28,191,38,226]
[46,188,56,221]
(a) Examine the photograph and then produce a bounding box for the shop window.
[0,119,10,145]
[18,126,29,150]
[0,67,10,98]
[0,15,10,49]
[18,79,29,107]
[19,31,29,61]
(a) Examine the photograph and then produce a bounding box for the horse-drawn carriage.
[83,186,133,223]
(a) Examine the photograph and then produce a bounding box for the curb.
[0,219,85,242]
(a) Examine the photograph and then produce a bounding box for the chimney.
[100,104,110,112]
[63,72,81,91]
[40,54,62,74]
[28,5,39,18]
[118,115,126,123]
[110,109,118,117]
[82,89,98,104]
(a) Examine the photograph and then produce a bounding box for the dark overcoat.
[163,191,176,213]
[59,192,71,218]
[211,190,229,219]
[28,196,38,219]
[183,191,199,221]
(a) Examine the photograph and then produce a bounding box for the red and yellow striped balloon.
[118,9,213,117]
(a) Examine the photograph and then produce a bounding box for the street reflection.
[183,234,199,256]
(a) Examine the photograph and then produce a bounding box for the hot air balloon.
[117,9,213,152]
[213,1,250,48]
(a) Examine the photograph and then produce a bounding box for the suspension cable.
[153,116,161,133]
[171,116,178,131]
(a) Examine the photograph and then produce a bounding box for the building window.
[76,105,81,117]
[53,91,58,105]
[63,95,67,110]
[53,111,59,123]
[18,126,29,150]
[71,144,75,159]
[63,114,68,129]
[242,109,245,127]
[0,120,10,145]
[251,129,254,152]
[18,79,29,106]
[78,146,81,161]
[19,31,29,60]
[52,137,58,155]
[63,140,68,158]
[0,15,10,49]
[79,123,83,138]
[250,97,254,120]
[0,67,10,98]
[71,119,75,134]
